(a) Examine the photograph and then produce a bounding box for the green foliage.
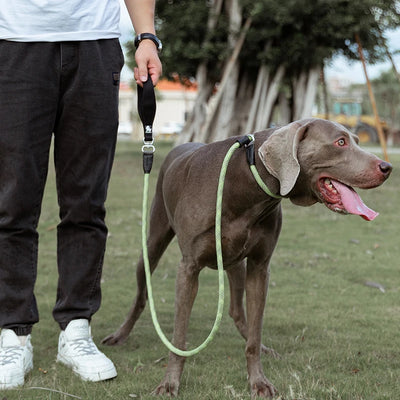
[371,69,400,129]
[351,68,400,129]
[155,0,230,81]
[241,0,400,74]
[155,0,210,79]
[147,0,400,82]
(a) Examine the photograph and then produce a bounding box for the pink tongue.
[332,180,379,221]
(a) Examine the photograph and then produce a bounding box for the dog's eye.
[336,138,346,147]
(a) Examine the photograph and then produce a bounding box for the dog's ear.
[258,121,310,196]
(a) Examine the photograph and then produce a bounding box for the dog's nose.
[379,161,392,178]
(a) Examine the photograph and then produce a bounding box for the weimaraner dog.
[103,118,392,397]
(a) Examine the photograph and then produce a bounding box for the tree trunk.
[293,71,307,120]
[292,67,320,120]
[254,65,285,130]
[208,64,240,142]
[245,63,270,133]
[234,71,254,134]
[175,0,223,145]
[320,65,330,120]
[205,0,243,142]
[301,66,320,118]
[196,14,252,142]
[277,90,291,126]
[176,62,213,144]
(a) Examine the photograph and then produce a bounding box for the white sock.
[18,335,28,346]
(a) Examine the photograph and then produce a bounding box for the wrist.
[134,33,162,53]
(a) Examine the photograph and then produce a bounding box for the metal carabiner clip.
[142,144,155,154]
[142,138,155,154]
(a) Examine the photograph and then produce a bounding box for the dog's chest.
[194,218,273,269]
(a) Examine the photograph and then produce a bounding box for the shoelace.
[0,346,23,366]
[69,338,99,356]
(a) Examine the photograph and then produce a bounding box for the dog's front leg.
[245,260,277,398]
[227,262,280,359]
[153,260,200,397]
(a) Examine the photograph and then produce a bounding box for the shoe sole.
[57,355,117,382]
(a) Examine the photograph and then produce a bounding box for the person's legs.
[0,40,59,388]
[52,39,124,328]
[52,40,123,381]
[0,41,58,335]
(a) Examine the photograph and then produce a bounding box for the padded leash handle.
[137,77,156,173]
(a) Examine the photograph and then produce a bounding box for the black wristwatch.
[134,33,162,53]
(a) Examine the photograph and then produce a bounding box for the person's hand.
[134,40,162,86]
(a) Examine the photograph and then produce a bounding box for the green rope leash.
[244,134,282,199]
[141,142,240,357]
[141,136,281,357]
[249,165,282,199]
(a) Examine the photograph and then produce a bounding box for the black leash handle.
[137,77,156,173]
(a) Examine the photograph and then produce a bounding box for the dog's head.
[258,118,392,220]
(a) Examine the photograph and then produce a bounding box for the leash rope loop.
[142,164,226,356]
[141,143,234,356]
[139,78,226,357]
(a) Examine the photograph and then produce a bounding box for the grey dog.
[104,118,392,397]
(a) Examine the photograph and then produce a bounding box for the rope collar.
[236,135,282,199]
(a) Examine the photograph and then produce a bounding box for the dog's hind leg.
[227,262,280,359]
[102,192,175,346]
[153,260,200,397]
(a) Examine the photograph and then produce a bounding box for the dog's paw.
[152,380,179,397]
[251,377,277,398]
[101,331,127,346]
[261,345,281,359]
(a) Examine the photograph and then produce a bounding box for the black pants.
[0,39,124,335]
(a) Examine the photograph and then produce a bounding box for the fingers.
[134,41,162,87]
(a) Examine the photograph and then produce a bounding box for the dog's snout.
[379,161,392,178]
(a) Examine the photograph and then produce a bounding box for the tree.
[352,69,400,130]
[126,0,400,143]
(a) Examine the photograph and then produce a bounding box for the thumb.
[138,63,149,83]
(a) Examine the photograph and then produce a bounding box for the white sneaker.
[57,319,117,382]
[0,329,33,389]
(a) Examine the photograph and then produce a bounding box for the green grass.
[2,141,399,400]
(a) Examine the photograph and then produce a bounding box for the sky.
[118,0,400,84]
[324,29,400,83]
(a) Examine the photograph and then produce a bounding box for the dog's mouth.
[318,177,378,221]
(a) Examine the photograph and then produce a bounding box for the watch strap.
[134,33,162,52]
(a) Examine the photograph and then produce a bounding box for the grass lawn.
[2,140,399,400]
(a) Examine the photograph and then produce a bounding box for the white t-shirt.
[0,0,121,41]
